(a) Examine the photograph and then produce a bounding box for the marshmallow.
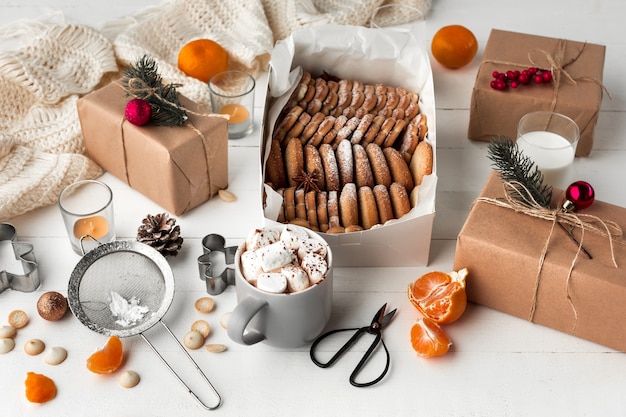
[280,225,310,250]
[297,238,328,261]
[240,250,263,285]
[256,241,295,272]
[281,264,311,293]
[301,252,328,284]
[257,272,287,294]
[246,228,280,251]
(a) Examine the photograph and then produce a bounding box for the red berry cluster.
[490,67,553,90]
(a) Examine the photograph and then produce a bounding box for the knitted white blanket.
[0,0,431,221]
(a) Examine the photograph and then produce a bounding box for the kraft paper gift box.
[261,24,437,267]
[454,171,626,352]
[468,29,606,156]
[77,81,228,215]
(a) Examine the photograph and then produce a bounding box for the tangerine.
[25,372,57,403]
[177,39,229,83]
[410,317,451,357]
[86,335,124,374]
[431,25,478,69]
[408,268,468,324]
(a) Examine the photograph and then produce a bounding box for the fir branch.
[487,136,553,208]
[122,55,188,126]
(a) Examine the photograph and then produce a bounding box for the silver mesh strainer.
[68,240,221,410]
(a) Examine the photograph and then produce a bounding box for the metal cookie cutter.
[0,223,40,293]
[197,234,237,295]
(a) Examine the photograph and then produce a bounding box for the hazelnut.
[44,346,68,365]
[183,330,204,350]
[24,339,46,356]
[118,370,140,388]
[0,338,15,354]
[37,291,68,321]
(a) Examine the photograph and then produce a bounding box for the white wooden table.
[1,1,625,416]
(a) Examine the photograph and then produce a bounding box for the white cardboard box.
[261,24,437,266]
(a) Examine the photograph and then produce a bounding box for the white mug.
[227,225,333,348]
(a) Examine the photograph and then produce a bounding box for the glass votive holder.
[58,180,115,255]
[208,70,255,139]
[370,4,426,42]
[516,111,580,189]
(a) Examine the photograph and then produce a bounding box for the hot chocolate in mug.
[227,225,333,348]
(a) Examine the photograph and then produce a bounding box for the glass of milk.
[516,111,580,189]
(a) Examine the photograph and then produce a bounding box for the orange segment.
[408,268,468,324]
[178,39,229,83]
[86,336,124,374]
[410,317,451,357]
[431,25,478,69]
[25,372,57,403]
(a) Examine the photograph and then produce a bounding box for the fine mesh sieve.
[68,240,221,410]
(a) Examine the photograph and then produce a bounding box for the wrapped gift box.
[468,29,606,156]
[261,24,437,266]
[454,172,626,351]
[77,81,228,215]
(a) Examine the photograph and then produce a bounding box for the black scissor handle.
[310,327,361,368]
[310,327,391,387]
[350,333,390,388]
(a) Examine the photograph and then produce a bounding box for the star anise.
[293,169,321,193]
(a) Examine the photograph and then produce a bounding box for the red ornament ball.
[565,181,595,211]
[125,98,152,126]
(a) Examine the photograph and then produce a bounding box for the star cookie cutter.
[197,234,237,295]
[0,223,40,293]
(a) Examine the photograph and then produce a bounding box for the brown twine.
[482,39,611,116]
[474,180,623,333]
[116,78,230,203]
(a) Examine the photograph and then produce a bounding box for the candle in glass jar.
[516,131,576,188]
[73,215,109,240]
[219,103,249,124]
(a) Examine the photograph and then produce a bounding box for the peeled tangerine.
[86,336,124,374]
[408,268,468,358]
[408,268,468,325]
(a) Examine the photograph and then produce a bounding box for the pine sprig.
[122,55,188,126]
[487,136,553,208]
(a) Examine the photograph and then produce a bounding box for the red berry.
[533,74,543,84]
[519,73,530,84]
[542,71,553,83]
[511,81,519,88]
[492,71,501,78]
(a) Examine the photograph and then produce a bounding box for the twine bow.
[475,180,622,333]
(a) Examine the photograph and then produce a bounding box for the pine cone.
[136,213,183,257]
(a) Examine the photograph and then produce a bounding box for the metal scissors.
[309,303,397,387]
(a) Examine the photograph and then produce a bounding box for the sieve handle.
[140,320,222,410]
[78,234,103,256]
